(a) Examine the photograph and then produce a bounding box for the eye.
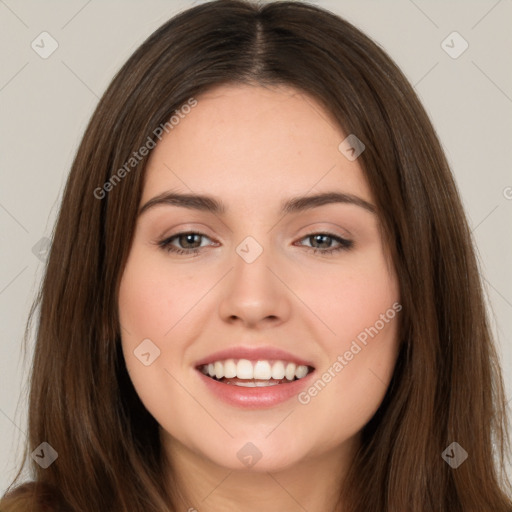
[158,232,215,256]
[295,232,353,256]
[157,231,353,257]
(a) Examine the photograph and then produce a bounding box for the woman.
[1,0,511,510]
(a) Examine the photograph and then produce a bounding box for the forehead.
[142,83,372,210]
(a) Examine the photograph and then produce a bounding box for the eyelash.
[157,231,353,257]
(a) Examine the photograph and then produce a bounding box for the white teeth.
[253,360,272,380]
[255,380,280,387]
[295,365,309,379]
[224,359,237,378]
[285,362,296,381]
[271,361,285,380]
[236,359,254,379]
[201,358,312,382]
[214,361,224,379]
[228,380,281,387]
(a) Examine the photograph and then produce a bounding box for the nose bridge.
[218,232,291,326]
[231,233,277,298]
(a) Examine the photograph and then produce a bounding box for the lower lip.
[197,370,315,409]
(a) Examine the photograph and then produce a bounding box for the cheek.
[117,250,187,408]
[310,319,399,439]
[117,252,229,454]
[333,252,400,386]
[118,247,205,341]
[294,246,399,348]
[295,250,400,436]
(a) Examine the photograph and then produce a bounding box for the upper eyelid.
[160,230,350,246]
[155,217,353,239]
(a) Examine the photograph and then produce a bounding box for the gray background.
[1,0,511,493]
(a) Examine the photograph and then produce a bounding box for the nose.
[217,241,292,329]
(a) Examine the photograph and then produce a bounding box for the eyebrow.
[138,191,376,217]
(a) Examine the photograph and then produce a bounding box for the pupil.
[181,233,199,248]
[313,234,330,248]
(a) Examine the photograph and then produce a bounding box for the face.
[118,83,401,474]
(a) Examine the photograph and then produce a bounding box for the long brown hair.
[2,1,511,510]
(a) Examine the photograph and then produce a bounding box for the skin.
[118,83,401,512]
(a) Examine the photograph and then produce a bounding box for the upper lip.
[194,346,315,369]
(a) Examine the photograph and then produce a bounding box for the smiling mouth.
[198,358,314,387]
